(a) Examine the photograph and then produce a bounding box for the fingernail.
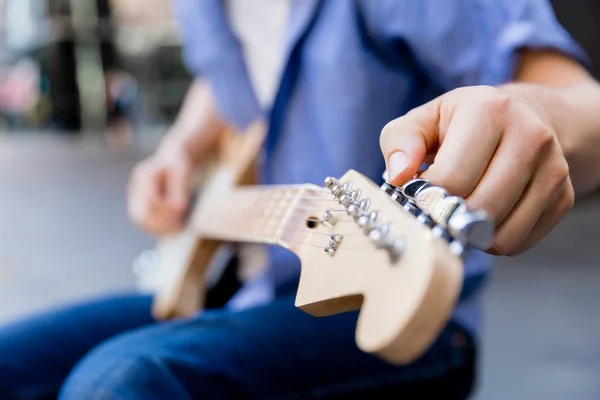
[388,151,409,179]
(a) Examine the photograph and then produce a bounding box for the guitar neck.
[192,183,331,248]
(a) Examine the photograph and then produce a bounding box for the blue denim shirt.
[173,0,586,334]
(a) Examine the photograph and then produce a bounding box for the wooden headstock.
[287,170,464,364]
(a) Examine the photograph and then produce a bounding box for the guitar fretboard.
[192,184,332,247]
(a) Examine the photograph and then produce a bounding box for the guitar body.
[150,120,267,320]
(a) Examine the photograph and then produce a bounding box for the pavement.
[0,132,598,399]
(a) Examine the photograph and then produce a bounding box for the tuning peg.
[348,198,371,221]
[400,178,431,200]
[341,189,362,208]
[388,236,405,263]
[339,193,351,207]
[358,198,371,212]
[347,203,361,219]
[358,210,381,234]
[447,209,494,250]
[333,181,353,201]
[368,222,394,249]
[331,184,344,198]
[324,176,339,189]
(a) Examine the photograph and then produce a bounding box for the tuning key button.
[342,181,353,192]
[414,186,446,215]
[400,179,431,200]
[448,209,494,250]
[430,196,463,226]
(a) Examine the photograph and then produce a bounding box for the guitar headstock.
[290,169,493,364]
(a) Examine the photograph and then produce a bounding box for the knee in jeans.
[58,340,172,400]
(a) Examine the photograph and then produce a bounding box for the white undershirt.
[225,0,290,109]
[222,1,290,307]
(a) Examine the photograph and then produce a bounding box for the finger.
[166,161,191,211]
[463,117,550,224]
[128,168,171,226]
[130,195,184,235]
[419,99,504,197]
[490,155,570,254]
[380,98,441,186]
[508,178,574,256]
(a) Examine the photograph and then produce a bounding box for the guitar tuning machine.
[395,177,495,251]
[339,189,361,208]
[369,221,405,263]
[369,222,394,248]
[380,171,396,194]
[324,176,339,190]
[358,210,381,234]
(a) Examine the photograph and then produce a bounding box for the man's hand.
[127,146,196,236]
[127,79,224,236]
[380,84,574,256]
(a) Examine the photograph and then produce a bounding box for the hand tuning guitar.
[133,122,495,365]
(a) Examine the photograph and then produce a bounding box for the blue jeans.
[0,292,476,399]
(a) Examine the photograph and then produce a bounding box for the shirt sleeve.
[369,0,590,91]
[172,0,262,128]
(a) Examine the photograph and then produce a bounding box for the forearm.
[158,79,227,164]
[507,51,600,197]
[555,82,600,196]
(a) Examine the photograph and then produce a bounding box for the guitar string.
[202,190,376,249]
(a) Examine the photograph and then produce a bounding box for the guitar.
[134,120,493,365]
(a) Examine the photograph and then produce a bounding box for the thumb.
[380,100,441,186]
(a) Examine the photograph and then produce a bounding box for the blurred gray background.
[0,1,599,399]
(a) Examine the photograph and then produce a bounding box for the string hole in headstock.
[306,217,319,229]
